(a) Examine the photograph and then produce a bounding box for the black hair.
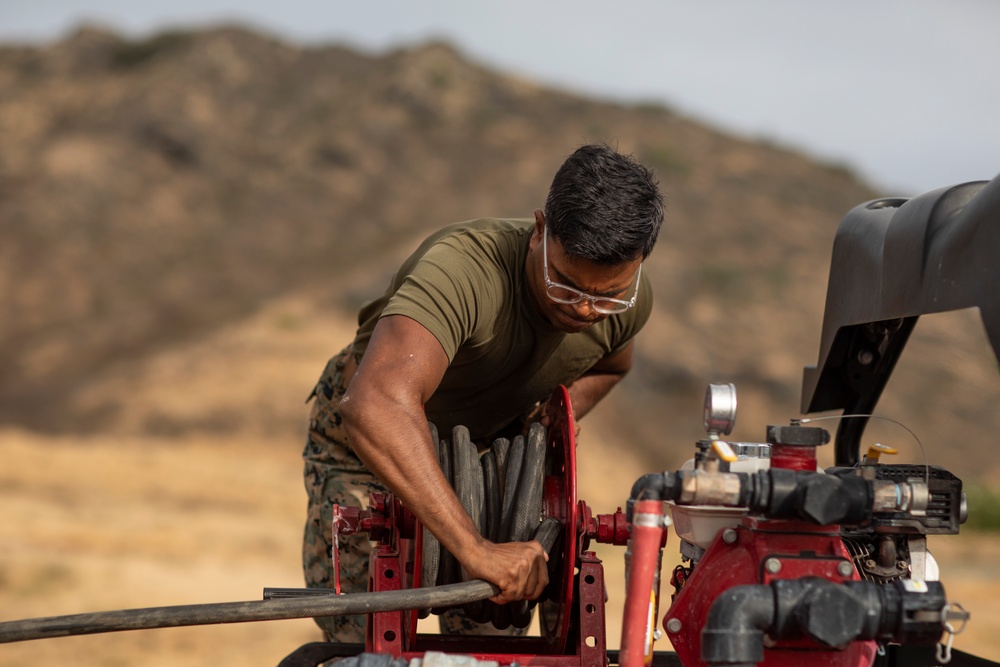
[543,144,664,264]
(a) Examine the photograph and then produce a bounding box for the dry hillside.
[2,25,997,480]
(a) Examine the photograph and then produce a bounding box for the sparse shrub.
[429,68,451,89]
[821,159,859,181]
[641,145,692,177]
[698,263,746,299]
[632,100,674,117]
[112,31,193,69]
[963,484,1000,532]
[766,265,791,293]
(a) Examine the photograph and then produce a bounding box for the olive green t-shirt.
[353,218,653,439]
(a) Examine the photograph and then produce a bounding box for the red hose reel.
[335,386,636,666]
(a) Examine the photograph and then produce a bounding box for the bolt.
[722,528,738,544]
[653,629,663,640]
[858,349,875,365]
[865,559,877,569]
[666,618,682,634]
[838,561,855,577]
[764,558,782,574]
[897,561,909,570]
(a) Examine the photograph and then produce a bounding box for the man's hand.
[524,396,555,429]
[524,392,580,439]
[463,539,549,604]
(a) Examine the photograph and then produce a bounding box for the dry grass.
[0,430,318,667]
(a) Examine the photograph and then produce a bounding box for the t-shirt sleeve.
[378,239,498,361]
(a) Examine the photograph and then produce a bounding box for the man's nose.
[571,299,597,318]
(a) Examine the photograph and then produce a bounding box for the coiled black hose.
[429,422,548,630]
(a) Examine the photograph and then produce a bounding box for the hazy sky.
[3,0,998,195]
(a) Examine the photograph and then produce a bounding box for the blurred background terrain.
[1,23,999,666]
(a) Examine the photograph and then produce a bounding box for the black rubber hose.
[0,581,500,645]
[508,424,546,629]
[511,423,546,544]
[491,437,510,492]
[435,430,459,590]
[498,435,525,541]
[421,423,442,592]
[453,426,486,539]
[532,517,562,558]
[492,434,525,631]
[417,423,444,620]
[452,426,488,622]
[481,450,502,543]
[431,430,457,615]
[479,448,504,625]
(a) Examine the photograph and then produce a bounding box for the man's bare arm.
[339,314,548,604]
[526,340,634,432]
[566,340,635,420]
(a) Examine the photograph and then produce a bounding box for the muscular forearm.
[340,393,485,562]
[565,339,635,421]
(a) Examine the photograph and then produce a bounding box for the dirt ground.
[2,424,998,666]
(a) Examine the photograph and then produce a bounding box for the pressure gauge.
[703,383,737,436]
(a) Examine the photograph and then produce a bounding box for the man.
[302,143,664,641]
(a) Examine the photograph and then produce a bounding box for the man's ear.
[530,209,545,250]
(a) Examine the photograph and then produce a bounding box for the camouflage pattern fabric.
[302,346,382,642]
[301,346,527,641]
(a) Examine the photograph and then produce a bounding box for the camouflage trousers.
[302,346,527,642]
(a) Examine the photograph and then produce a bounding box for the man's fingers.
[473,539,550,605]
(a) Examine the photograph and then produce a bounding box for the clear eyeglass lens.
[546,285,584,303]
[546,285,629,313]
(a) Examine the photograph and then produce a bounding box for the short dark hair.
[544,144,664,264]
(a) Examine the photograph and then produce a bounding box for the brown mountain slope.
[1,25,998,480]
